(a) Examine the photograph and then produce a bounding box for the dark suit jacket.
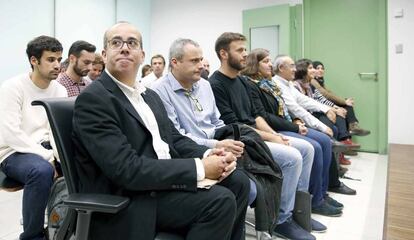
[72,71,208,240]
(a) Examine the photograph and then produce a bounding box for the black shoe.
[325,195,344,210]
[312,200,343,217]
[311,218,327,233]
[274,218,316,240]
[329,182,356,195]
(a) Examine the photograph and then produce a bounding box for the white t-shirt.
[0,73,68,162]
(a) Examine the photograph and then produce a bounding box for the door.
[304,0,387,153]
[243,4,303,60]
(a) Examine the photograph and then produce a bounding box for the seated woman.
[312,61,370,136]
[241,49,345,225]
[294,59,360,151]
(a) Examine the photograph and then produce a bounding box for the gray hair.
[273,54,289,74]
[169,38,200,68]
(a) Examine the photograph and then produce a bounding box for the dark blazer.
[72,71,208,240]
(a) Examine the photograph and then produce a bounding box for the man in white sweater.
[0,35,67,240]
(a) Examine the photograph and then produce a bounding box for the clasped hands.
[202,147,238,181]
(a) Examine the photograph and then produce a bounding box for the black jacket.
[215,124,283,232]
[72,71,208,240]
[245,79,300,133]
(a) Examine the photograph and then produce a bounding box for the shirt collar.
[274,75,289,86]
[61,72,86,86]
[106,69,146,95]
[167,72,199,93]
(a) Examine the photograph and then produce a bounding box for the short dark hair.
[151,54,165,65]
[295,58,313,80]
[26,35,63,69]
[241,48,269,80]
[215,32,246,60]
[68,40,96,58]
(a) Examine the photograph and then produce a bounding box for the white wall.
[150,0,301,72]
[55,0,115,57]
[388,0,414,145]
[0,0,54,82]
[0,0,151,84]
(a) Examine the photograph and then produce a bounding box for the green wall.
[243,4,303,58]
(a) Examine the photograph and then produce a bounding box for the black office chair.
[32,98,183,240]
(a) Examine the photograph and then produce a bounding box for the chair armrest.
[64,193,129,214]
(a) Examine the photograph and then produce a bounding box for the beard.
[228,53,246,71]
[74,61,89,77]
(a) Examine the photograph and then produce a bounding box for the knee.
[28,159,54,184]
[283,149,302,172]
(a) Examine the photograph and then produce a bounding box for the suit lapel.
[99,72,146,128]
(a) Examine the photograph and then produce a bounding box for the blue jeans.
[0,153,54,240]
[265,137,314,224]
[281,129,332,207]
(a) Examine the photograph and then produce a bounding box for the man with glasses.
[0,35,67,240]
[72,22,250,240]
[57,40,96,97]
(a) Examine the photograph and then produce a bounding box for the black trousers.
[156,169,250,240]
[341,105,359,126]
[328,153,341,188]
[313,112,350,140]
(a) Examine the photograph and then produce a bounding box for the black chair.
[32,98,183,240]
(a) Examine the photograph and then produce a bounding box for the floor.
[0,152,387,240]
[385,144,414,240]
[246,152,388,240]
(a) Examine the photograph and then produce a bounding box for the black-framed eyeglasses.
[184,91,203,112]
[107,38,141,50]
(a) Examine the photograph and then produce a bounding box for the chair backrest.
[32,97,78,194]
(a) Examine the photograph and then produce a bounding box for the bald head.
[101,22,145,86]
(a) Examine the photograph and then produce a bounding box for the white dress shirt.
[274,75,330,132]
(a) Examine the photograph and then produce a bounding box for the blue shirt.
[152,72,225,148]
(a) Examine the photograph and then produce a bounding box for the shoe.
[349,122,371,136]
[343,149,358,156]
[338,166,348,177]
[312,200,343,217]
[331,140,349,153]
[274,218,316,240]
[339,153,351,165]
[311,218,327,233]
[329,182,357,195]
[325,195,344,210]
[340,138,361,149]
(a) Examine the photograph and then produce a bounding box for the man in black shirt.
[209,32,317,240]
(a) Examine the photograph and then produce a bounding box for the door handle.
[358,72,378,81]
